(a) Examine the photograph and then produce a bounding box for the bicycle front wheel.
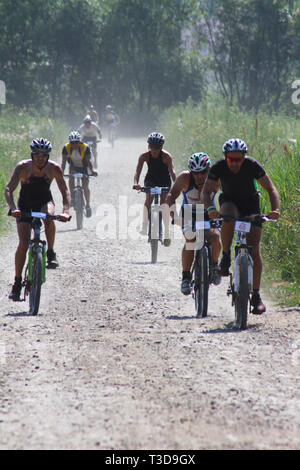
[234,255,249,330]
[75,189,84,230]
[150,208,159,264]
[194,247,209,318]
[29,248,43,315]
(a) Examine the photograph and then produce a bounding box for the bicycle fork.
[26,241,47,283]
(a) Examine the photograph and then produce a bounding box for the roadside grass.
[0,107,69,233]
[160,97,300,307]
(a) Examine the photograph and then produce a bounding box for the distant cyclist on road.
[133,132,176,246]
[78,115,102,168]
[102,105,120,143]
[5,138,70,301]
[201,138,280,314]
[87,105,99,123]
[61,131,97,218]
[167,153,221,295]
[102,105,120,127]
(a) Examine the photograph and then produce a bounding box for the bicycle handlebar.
[64,173,97,177]
[132,186,170,194]
[217,214,277,223]
[8,210,72,222]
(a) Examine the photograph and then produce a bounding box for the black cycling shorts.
[219,193,262,227]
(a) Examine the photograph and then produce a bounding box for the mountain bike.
[191,218,222,318]
[64,173,86,230]
[223,214,277,330]
[11,211,71,315]
[134,186,170,264]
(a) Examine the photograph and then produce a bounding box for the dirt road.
[0,137,299,450]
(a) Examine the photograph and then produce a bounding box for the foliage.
[160,96,300,305]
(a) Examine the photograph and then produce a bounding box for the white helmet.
[83,115,92,124]
[69,131,81,142]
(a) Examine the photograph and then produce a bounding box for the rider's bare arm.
[163,152,176,182]
[4,163,25,212]
[133,154,147,189]
[257,174,280,219]
[85,148,97,175]
[200,178,219,211]
[51,163,70,215]
[61,150,67,174]
[166,172,190,220]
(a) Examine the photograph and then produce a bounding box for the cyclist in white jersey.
[78,115,102,168]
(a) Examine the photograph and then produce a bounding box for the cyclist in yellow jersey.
[61,131,97,218]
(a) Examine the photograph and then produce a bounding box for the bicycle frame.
[26,215,47,287]
[134,186,170,263]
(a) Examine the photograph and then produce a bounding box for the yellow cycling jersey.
[65,142,88,162]
[105,112,114,122]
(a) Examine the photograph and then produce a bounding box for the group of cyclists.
[5,122,280,316]
[133,133,280,315]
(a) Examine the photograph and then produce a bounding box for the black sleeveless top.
[144,151,171,187]
[18,175,53,211]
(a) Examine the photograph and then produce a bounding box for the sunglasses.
[226,156,243,163]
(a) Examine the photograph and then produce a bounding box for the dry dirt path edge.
[0,137,299,450]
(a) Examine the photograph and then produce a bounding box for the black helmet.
[147,132,165,147]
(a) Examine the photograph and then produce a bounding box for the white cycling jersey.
[78,122,101,137]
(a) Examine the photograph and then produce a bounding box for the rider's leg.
[206,228,222,285]
[15,221,31,278]
[141,193,153,234]
[82,178,92,217]
[69,177,74,205]
[9,221,31,299]
[160,193,171,245]
[181,230,195,295]
[246,225,266,313]
[93,145,97,166]
[220,201,238,275]
[44,202,59,268]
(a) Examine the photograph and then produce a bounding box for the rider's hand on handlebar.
[58,213,71,222]
[92,171,98,177]
[267,210,280,220]
[133,184,142,191]
[10,209,21,219]
[208,209,219,219]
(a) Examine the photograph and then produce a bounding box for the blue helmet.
[222,138,248,154]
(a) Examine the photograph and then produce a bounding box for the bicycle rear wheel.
[29,248,43,315]
[194,247,209,318]
[75,189,84,230]
[234,255,249,330]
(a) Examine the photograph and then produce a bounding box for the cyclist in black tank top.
[5,138,70,301]
[201,138,280,315]
[133,132,176,245]
[144,150,172,187]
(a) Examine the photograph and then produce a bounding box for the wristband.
[207,206,216,212]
